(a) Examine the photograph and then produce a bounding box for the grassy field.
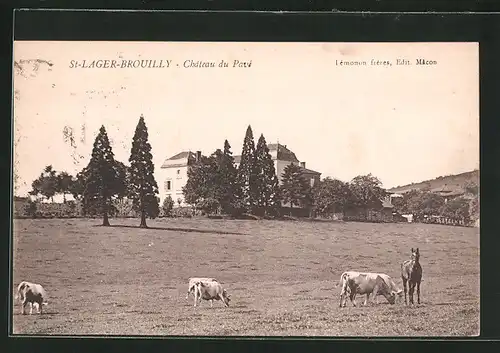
[12,218,479,336]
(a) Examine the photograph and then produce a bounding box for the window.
[310,177,315,187]
[176,169,182,179]
[165,180,172,191]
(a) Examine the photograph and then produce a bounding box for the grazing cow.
[16,281,48,315]
[339,271,398,307]
[186,277,217,302]
[401,248,423,305]
[193,280,231,308]
[375,273,404,304]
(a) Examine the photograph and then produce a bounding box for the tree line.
[179,125,389,218]
[28,115,160,228]
[391,181,478,224]
[26,122,478,226]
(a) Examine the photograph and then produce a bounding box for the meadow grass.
[12,218,479,336]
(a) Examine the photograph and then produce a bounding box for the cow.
[193,280,231,308]
[374,273,404,304]
[186,277,217,302]
[401,248,423,305]
[338,271,399,307]
[15,281,48,315]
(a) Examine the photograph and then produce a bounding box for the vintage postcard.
[12,41,479,336]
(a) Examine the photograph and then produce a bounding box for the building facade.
[157,151,201,207]
[158,143,321,207]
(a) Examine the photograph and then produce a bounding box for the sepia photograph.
[12,41,479,336]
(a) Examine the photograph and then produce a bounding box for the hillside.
[387,170,479,194]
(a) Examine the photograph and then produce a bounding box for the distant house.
[158,150,201,207]
[158,143,321,208]
[234,143,321,188]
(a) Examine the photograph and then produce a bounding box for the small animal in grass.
[16,281,48,315]
[193,280,231,308]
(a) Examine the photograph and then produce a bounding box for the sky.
[13,41,479,196]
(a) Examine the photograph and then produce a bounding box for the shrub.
[162,196,174,217]
[171,207,193,218]
[23,200,38,218]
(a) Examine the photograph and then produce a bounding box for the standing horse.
[401,248,423,305]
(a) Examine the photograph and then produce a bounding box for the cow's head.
[392,289,404,303]
[387,292,397,305]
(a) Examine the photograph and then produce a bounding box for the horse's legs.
[417,281,421,305]
[402,278,408,305]
[409,282,415,305]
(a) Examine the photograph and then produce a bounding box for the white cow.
[339,271,399,307]
[16,281,48,315]
[186,277,217,302]
[193,280,231,308]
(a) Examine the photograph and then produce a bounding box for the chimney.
[196,151,201,162]
[300,162,306,168]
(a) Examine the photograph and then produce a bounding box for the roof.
[269,143,300,163]
[166,151,195,160]
[299,166,321,175]
[161,151,197,168]
[233,143,300,164]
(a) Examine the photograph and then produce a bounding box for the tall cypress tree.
[215,140,239,214]
[82,126,122,226]
[254,134,280,216]
[128,115,159,228]
[237,125,258,212]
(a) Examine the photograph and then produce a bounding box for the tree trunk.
[140,210,147,228]
[102,211,110,226]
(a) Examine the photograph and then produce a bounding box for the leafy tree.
[183,154,220,214]
[348,174,386,210]
[29,165,59,202]
[407,191,444,221]
[254,134,280,216]
[280,163,310,214]
[440,197,470,223]
[237,125,259,212]
[70,168,88,201]
[56,171,73,203]
[393,189,422,215]
[312,177,350,217]
[81,125,123,226]
[464,180,479,196]
[162,195,174,217]
[128,115,160,228]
